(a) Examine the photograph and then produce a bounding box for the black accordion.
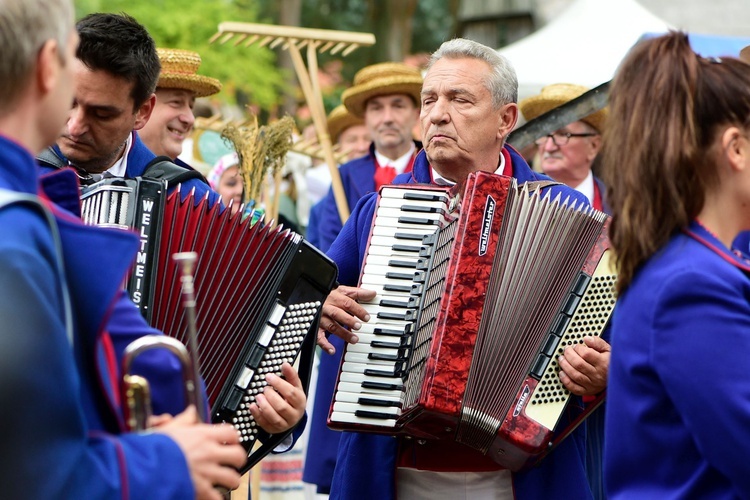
[80,176,337,472]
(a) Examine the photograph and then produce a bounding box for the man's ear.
[498,102,518,141]
[133,93,156,131]
[36,39,60,96]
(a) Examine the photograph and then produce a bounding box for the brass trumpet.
[121,251,206,431]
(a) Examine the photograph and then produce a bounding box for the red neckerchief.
[592,178,603,211]
[374,151,417,191]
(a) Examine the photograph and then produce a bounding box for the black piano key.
[377,311,408,321]
[368,352,405,362]
[379,299,411,308]
[373,327,407,336]
[371,340,402,349]
[392,244,422,253]
[397,216,439,226]
[354,409,399,420]
[395,231,428,241]
[384,284,413,293]
[411,283,424,295]
[385,271,415,280]
[388,259,419,269]
[362,380,404,391]
[363,368,399,378]
[358,397,402,408]
[403,192,447,202]
[421,233,438,245]
[401,204,446,215]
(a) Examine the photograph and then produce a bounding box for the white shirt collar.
[573,170,595,204]
[105,133,133,178]
[374,142,416,175]
[431,153,506,186]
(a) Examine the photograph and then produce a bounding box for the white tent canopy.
[498,0,672,99]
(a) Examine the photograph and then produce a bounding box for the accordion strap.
[0,189,74,348]
[143,156,208,188]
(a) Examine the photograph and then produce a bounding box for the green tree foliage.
[74,0,287,112]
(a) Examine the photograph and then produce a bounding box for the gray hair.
[0,0,74,115]
[427,38,518,108]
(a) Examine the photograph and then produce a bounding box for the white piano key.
[363,263,417,279]
[339,372,404,387]
[329,411,397,428]
[341,361,399,376]
[371,224,437,239]
[347,341,404,356]
[364,254,420,268]
[343,351,399,368]
[377,197,449,211]
[336,381,403,399]
[361,273,419,288]
[380,187,449,202]
[376,206,444,222]
[334,390,404,405]
[333,401,401,417]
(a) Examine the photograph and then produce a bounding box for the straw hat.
[519,83,607,133]
[157,48,222,98]
[741,45,750,64]
[327,104,365,143]
[342,62,423,118]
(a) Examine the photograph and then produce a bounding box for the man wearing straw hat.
[37,15,220,206]
[519,83,609,213]
[0,2,248,497]
[139,48,222,166]
[317,38,609,500]
[314,62,423,254]
[32,9,307,450]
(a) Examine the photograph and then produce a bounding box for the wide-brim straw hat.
[157,48,222,98]
[519,83,607,133]
[342,62,423,118]
[327,104,365,142]
[741,45,750,64]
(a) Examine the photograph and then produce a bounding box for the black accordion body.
[81,177,337,471]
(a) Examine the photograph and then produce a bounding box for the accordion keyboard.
[330,186,451,428]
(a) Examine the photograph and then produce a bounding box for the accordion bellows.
[328,172,616,471]
[81,178,337,472]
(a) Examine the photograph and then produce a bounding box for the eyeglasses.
[534,132,598,147]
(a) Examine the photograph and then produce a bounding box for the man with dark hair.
[38,12,219,204]
[32,8,307,452]
[0,1,246,497]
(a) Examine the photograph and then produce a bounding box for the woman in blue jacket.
[601,32,750,498]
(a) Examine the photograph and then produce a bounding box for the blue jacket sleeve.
[107,291,201,416]
[0,209,193,499]
[316,186,345,254]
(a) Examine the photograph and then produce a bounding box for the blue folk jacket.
[326,145,597,499]
[0,135,193,498]
[38,132,221,206]
[605,222,750,499]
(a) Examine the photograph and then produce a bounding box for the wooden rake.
[210,22,376,225]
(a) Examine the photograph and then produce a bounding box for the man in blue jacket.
[317,38,611,499]
[0,1,247,497]
[138,47,221,167]
[303,62,422,495]
[38,13,220,206]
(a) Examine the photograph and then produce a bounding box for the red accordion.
[328,171,616,471]
[81,177,338,472]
